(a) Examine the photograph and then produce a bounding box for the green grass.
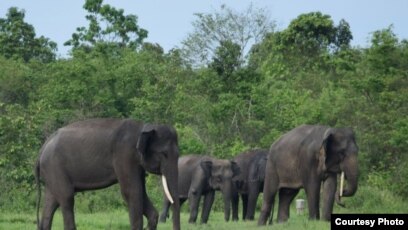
[0,211,329,230]
[1,185,407,229]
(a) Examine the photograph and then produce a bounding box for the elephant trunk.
[162,164,180,230]
[222,182,232,222]
[341,155,358,197]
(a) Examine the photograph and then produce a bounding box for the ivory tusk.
[162,175,174,204]
[340,171,345,197]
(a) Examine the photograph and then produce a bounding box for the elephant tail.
[35,159,41,230]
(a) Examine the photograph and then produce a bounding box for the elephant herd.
[35,118,359,230]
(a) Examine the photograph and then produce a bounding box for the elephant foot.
[147,220,158,230]
[245,215,255,221]
[147,213,158,230]
[188,219,196,224]
[158,214,167,223]
[257,212,268,226]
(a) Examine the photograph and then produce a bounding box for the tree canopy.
[181,4,275,67]
[64,0,148,53]
[0,7,57,62]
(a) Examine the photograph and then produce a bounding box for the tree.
[0,56,31,105]
[251,12,353,76]
[350,27,408,183]
[366,26,401,74]
[0,7,57,62]
[282,12,337,54]
[64,0,148,52]
[182,4,275,67]
[335,19,353,50]
[209,40,242,86]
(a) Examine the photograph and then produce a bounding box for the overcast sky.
[1,0,407,57]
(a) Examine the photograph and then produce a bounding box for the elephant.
[258,125,359,225]
[35,118,181,230]
[231,149,268,221]
[159,155,240,224]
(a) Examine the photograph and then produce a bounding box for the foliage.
[0,7,56,62]
[175,124,206,155]
[281,12,351,53]
[0,56,32,105]
[181,4,275,67]
[64,0,147,52]
[0,1,407,218]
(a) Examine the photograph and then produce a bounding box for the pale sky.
[1,0,407,57]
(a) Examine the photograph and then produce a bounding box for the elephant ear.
[200,160,213,178]
[137,124,156,159]
[318,128,333,174]
[255,156,267,181]
[230,161,240,178]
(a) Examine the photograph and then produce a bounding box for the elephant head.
[320,127,359,204]
[201,159,240,221]
[137,124,180,229]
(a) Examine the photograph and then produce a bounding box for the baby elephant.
[160,155,240,224]
[232,149,268,221]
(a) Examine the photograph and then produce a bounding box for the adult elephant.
[35,118,180,230]
[258,125,359,225]
[159,155,240,224]
[231,149,268,221]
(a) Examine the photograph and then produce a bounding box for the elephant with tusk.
[35,118,181,230]
[258,125,359,225]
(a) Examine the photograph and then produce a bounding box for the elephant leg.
[231,190,239,221]
[159,198,171,223]
[305,180,321,220]
[258,163,278,225]
[322,173,337,221]
[188,193,201,223]
[50,176,76,230]
[201,191,215,224]
[40,188,59,230]
[143,189,158,230]
[246,182,260,220]
[277,188,299,222]
[160,198,186,223]
[241,194,248,220]
[117,169,144,230]
[59,193,76,230]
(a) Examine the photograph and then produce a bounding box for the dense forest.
[0,0,407,213]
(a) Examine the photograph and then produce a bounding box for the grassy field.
[0,210,330,230]
[1,185,407,229]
